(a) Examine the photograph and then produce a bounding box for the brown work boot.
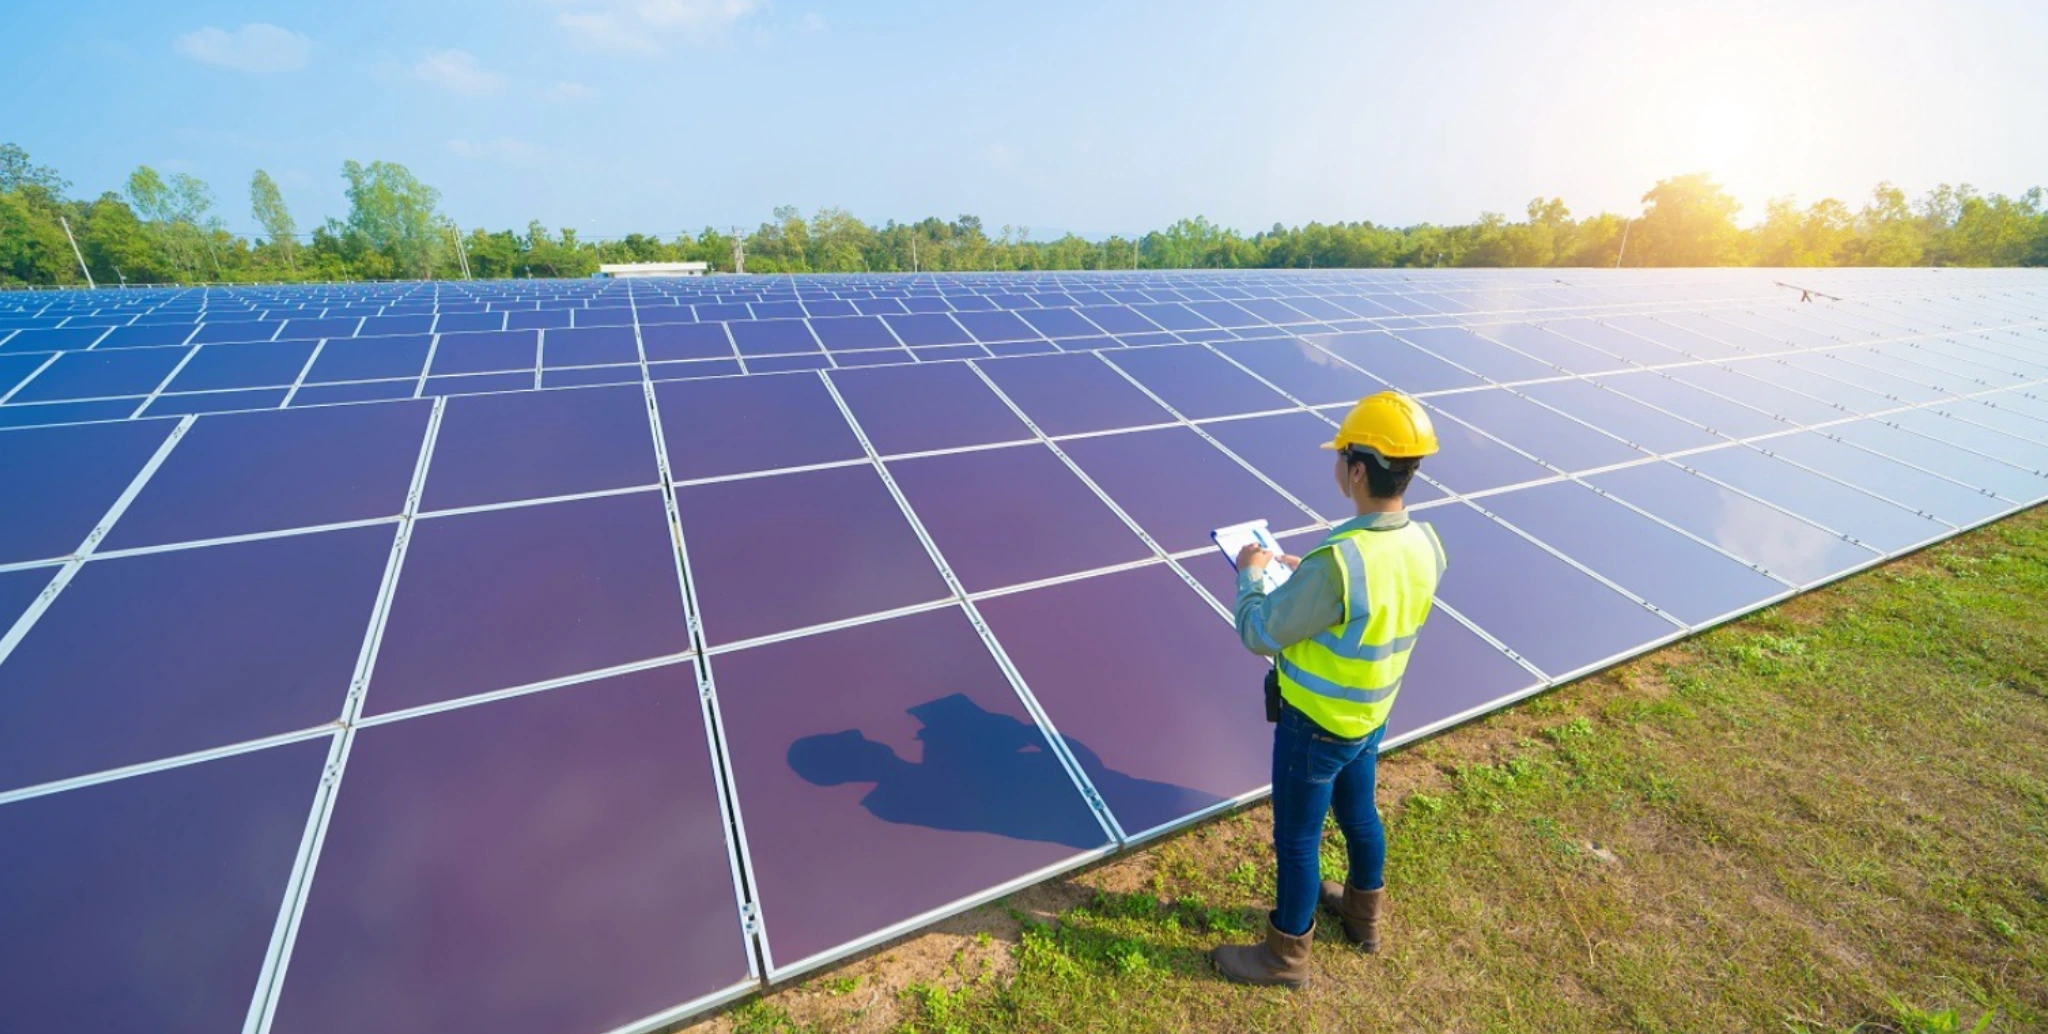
[1210,918,1314,988]
[1319,881,1385,951]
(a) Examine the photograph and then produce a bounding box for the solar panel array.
[2,268,2045,1034]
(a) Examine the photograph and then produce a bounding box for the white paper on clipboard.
[1212,519,1292,594]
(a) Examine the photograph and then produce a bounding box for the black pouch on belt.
[1263,668,1282,723]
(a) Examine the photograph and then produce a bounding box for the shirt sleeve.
[1233,550,1346,658]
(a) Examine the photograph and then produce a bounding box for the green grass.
[698,507,2048,1034]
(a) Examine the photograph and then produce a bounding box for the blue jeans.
[1271,704,1386,937]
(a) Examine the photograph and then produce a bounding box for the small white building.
[596,261,710,278]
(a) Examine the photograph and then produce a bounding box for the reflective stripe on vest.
[1276,654,1402,704]
[1275,521,1443,739]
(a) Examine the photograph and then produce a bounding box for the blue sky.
[6,0,2044,239]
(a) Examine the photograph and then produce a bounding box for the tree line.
[3,142,2044,288]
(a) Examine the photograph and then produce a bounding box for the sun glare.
[1633,25,1826,215]
[1690,100,1757,181]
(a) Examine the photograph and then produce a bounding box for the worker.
[1211,390,1447,988]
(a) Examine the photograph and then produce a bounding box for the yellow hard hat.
[1320,391,1440,458]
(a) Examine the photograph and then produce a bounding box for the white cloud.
[984,142,1016,171]
[412,49,504,96]
[174,23,312,73]
[798,12,828,33]
[446,137,540,162]
[548,81,599,100]
[551,0,763,55]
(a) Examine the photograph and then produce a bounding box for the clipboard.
[1212,519,1292,594]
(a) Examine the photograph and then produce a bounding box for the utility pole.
[59,216,95,288]
[911,236,918,273]
[203,231,224,280]
[450,225,473,280]
[730,226,745,274]
[1615,218,1631,268]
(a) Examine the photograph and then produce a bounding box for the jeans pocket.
[1276,714,1313,786]
[1303,739,1344,787]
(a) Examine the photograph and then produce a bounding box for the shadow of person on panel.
[788,693,1224,848]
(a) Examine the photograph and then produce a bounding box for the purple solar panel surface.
[0,738,327,1034]
[1061,426,1306,551]
[889,445,1149,592]
[543,325,640,367]
[829,362,1033,455]
[0,526,390,791]
[423,384,657,510]
[1313,332,1489,393]
[0,418,176,563]
[142,387,289,417]
[271,665,750,1034]
[1678,445,1949,552]
[368,493,689,713]
[714,607,1108,969]
[431,330,537,375]
[1105,344,1293,418]
[730,319,821,356]
[0,566,53,630]
[677,464,949,646]
[1424,502,1679,678]
[978,565,1272,835]
[1480,479,1786,625]
[1429,388,1646,472]
[656,371,863,479]
[1587,461,1881,585]
[975,352,1172,435]
[1390,406,1555,494]
[1211,336,1387,405]
[102,400,430,550]
[809,315,898,351]
[1381,613,1544,740]
[642,322,735,361]
[303,335,430,382]
[168,341,316,392]
[9,347,186,402]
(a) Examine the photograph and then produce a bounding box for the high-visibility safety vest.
[1276,520,1447,739]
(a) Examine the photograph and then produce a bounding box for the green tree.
[1849,183,1924,266]
[808,206,873,272]
[1632,173,1743,266]
[341,159,445,279]
[0,143,77,285]
[1152,216,1233,268]
[1944,188,2042,266]
[124,166,221,279]
[169,172,226,278]
[126,165,188,277]
[0,142,70,196]
[250,169,298,271]
[0,190,70,285]
[520,222,598,278]
[744,204,811,272]
[1514,197,1572,266]
[78,193,175,285]
[1753,196,1855,267]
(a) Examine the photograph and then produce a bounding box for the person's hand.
[1237,544,1275,572]
[1275,554,1301,570]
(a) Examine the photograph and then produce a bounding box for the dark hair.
[1347,448,1420,499]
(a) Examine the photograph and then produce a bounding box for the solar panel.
[0,268,2044,1030]
[269,664,752,1034]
